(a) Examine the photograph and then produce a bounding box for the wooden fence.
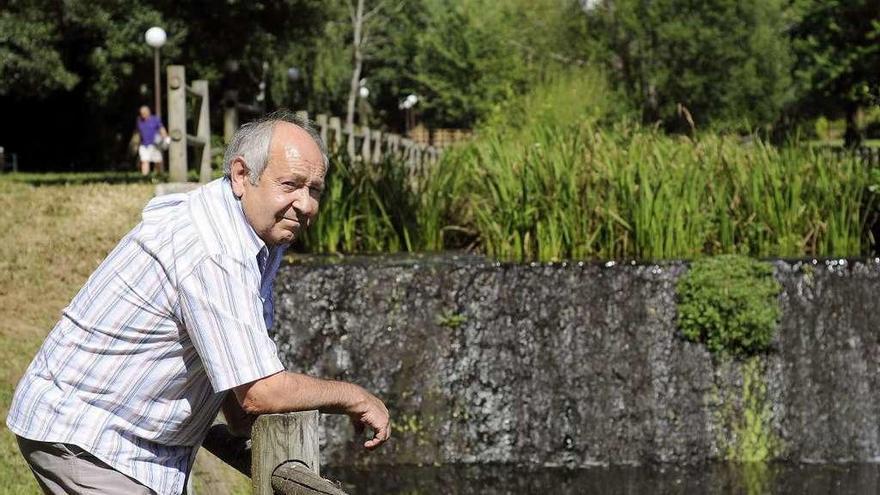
[223,107,445,183]
[823,145,880,168]
[202,411,348,495]
[167,65,212,183]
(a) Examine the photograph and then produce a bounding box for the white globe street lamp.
[145,27,167,118]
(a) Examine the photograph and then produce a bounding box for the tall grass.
[299,150,419,254]
[296,69,877,261]
[447,124,876,261]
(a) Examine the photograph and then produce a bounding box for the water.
[325,463,880,494]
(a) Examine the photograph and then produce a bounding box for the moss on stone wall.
[712,357,782,494]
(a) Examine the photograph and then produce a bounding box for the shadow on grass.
[0,171,158,186]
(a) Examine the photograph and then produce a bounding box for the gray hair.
[223,110,329,184]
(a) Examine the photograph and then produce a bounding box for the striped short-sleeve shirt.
[7,178,286,495]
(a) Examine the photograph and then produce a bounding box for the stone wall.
[272,256,880,467]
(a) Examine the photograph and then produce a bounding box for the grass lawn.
[0,177,248,494]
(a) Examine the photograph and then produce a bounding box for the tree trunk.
[346,0,365,159]
[844,102,862,148]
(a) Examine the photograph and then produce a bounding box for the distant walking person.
[136,105,169,175]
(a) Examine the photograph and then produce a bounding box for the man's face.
[231,123,326,247]
[139,106,151,119]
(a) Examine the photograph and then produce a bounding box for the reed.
[299,70,877,261]
[299,151,414,254]
[446,123,876,261]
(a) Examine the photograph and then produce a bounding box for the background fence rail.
[167,65,211,183]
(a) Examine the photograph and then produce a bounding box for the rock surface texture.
[273,256,880,467]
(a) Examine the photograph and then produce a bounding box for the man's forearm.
[234,371,365,416]
[234,371,391,450]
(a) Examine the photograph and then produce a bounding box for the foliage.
[582,0,796,132]
[446,123,876,261]
[0,0,186,102]
[409,0,588,129]
[0,0,329,169]
[790,0,880,146]
[298,150,420,254]
[0,2,78,96]
[296,71,878,261]
[410,0,526,128]
[676,255,781,356]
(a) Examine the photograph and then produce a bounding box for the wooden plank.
[223,90,239,145]
[186,134,207,147]
[251,412,320,495]
[371,130,383,164]
[316,114,328,147]
[193,80,212,183]
[167,65,188,183]
[387,133,400,154]
[360,126,371,164]
[345,123,356,159]
[328,117,342,152]
[271,463,348,495]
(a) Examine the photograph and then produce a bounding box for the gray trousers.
[16,435,156,495]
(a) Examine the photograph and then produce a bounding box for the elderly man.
[7,112,390,495]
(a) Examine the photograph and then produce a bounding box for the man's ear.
[229,157,250,199]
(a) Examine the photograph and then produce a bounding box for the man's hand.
[345,386,391,450]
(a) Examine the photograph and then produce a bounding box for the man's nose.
[292,188,317,218]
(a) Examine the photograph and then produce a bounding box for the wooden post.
[401,138,414,172]
[202,412,349,495]
[328,117,342,152]
[193,80,212,184]
[167,65,187,183]
[387,133,400,155]
[224,90,239,144]
[251,412,320,495]
[316,114,328,148]
[360,126,371,164]
[345,123,356,159]
[371,130,383,164]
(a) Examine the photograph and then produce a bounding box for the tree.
[0,2,78,97]
[344,0,394,155]
[584,0,796,132]
[0,0,330,169]
[791,0,880,147]
[401,0,601,130]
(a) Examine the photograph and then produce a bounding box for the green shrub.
[676,255,781,356]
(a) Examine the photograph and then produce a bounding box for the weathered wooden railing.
[166,65,212,184]
[223,107,444,183]
[818,144,880,168]
[202,411,348,495]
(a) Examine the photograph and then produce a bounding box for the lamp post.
[145,26,167,118]
[358,79,370,126]
[399,93,419,134]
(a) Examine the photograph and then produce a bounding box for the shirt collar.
[220,178,268,260]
